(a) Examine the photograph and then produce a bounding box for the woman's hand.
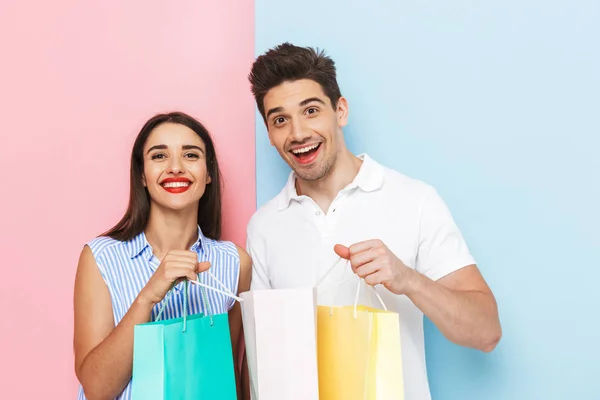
[138,250,210,305]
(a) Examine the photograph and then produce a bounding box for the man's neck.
[144,205,199,260]
[296,150,363,213]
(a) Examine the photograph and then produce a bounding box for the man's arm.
[334,185,501,352]
[404,263,500,352]
[335,243,501,352]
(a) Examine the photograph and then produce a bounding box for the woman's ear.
[142,174,147,187]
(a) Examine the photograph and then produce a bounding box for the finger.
[163,256,198,267]
[350,248,381,272]
[348,239,384,256]
[196,261,211,273]
[355,261,380,279]
[166,249,197,255]
[363,271,385,287]
[165,267,199,282]
[165,251,198,261]
[334,244,351,260]
[164,261,197,271]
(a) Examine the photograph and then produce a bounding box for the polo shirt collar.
[277,153,385,211]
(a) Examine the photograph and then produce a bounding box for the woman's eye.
[184,153,200,159]
[151,153,166,160]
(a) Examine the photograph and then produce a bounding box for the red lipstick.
[160,177,192,194]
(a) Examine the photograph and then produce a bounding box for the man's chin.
[284,154,328,181]
[292,165,326,182]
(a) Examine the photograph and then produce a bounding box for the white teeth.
[162,182,191,188]
[291,144,319,154]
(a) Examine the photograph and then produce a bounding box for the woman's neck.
[144,205,199,260]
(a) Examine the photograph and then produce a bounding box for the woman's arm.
[229,245,252,400]
[74,246,203,400]
[73,246,153,400]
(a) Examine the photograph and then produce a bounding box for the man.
[245,42,501,400]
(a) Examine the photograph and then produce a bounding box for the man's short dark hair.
[248,42,342,122]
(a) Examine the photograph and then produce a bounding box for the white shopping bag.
[240,287,319,400]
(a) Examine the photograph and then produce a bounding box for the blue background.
[255,1,600,398]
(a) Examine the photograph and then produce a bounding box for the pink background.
[0,1,255,398]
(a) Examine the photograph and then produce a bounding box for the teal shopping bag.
[131,281,237,399]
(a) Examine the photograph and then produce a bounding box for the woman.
[73,112,251,400]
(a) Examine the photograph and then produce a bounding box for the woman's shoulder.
[203,240,251,293]
[203,239,251,270]
[203,237,240,259]
[85,235,126,259]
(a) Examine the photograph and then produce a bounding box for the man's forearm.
[405,270,501,352]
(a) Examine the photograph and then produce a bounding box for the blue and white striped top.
[76,226,240,400]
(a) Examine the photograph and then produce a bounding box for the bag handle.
[154,280,193,331]
[153,269,242,331]
[351,266,387,317]
[189,270,243,302]
[317,256,388,319]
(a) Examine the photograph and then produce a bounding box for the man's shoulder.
[376,159,435,199]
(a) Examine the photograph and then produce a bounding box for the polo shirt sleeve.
[246,222,273,290]
[415,185,476,281]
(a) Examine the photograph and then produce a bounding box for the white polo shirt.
[246,153,475,400]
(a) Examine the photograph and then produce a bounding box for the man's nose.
[290,119,311,142]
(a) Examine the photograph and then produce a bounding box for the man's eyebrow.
[299,97,326,107]
[266,106,284,119]
[266,97,326,119]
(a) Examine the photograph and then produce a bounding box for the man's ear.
[336,96,349,127]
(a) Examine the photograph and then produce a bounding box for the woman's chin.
[152,199,200,213]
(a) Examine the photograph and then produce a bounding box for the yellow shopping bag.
[316,264,404,400]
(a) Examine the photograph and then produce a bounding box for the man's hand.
[335,240,502,352]
[334,239,417,295]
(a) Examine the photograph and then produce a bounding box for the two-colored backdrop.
[1,1,598,399]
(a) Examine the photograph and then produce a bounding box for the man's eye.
[307,107,318,114]
[274,117,286,125]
